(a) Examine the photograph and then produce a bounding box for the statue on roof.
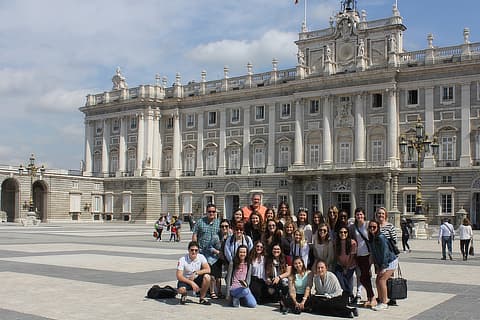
[342,0,356,11]
[112,67,128,90]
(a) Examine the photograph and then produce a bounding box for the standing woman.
[311,223,335,270]
[224,221,253,264]
[262,219,287,255]
[265,207,283,231]
[264,244,292,310]
[244,212,264,243]
[249,240,268,304]
[351,208,375,308]
[230,209,244,228]
[226,245,257,308]
[459,217,473,261]
[297,208,313,243]
[278,201,296,227]
[368,220,398,311]
[285,257,311,314]
[282,221,296,265]
[400,218,412,253]
[311,211,325,235]
[326,205,339,239]
[290,229,310,267]
[334,226,357,303]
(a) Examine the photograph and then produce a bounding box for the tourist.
[192,203,221,254]
[176,241,212,305]
[225,245,257,308]
[311,223,335,270]
[242,193,267,221]
[154,216,166,241]
[244,211,264,243]
[290,229,310,267]
[326,205,339,239]
[311,211,325,235]
[296,208,313,243]
[264,244,291,310]
[459,217,473,261]
[438,217,455,260]
[282,221,296,265]
[224,221,253,264]
[262,219,288,256]
[285,256,311,314]
[400,218,412,253]
[278,201,296,226]
[230,208,244,227]
[249,240,268,304]
[334,226,357,302]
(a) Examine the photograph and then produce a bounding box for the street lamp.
[399,116,439,215]
[18,154,45,214]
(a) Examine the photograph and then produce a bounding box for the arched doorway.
[32,180,48,222]
[1,178,20,222]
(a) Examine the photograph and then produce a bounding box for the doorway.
[224,195,239,220]
[1,178,19,222]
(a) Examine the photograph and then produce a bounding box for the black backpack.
[147,285,177,299]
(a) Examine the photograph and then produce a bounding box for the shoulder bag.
[387,264,407,300]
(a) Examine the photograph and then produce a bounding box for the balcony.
[400,161,423,169]
[160,170,170,177]
[203,169,218,176]
[274,166,288,173]
[250,167,266,174]
[436,160,459,167]
[225,168,241,175]
[182,170,195,176]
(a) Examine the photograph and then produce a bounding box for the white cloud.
[32,88,88,113]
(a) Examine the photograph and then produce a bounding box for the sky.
[0,0,478,170]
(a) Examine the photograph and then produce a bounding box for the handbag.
[387,264,407,300]
[469,245,474,256]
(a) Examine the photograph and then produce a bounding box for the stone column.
[391,174,399,212]
[293,100,304,166]
[118,116,127,176]
[322,96,333,165]
[84,120,93,176]
[241,107,251,175]
[102,119,110,176]
[316,177,324,216]
[218,109,226,175]
[195,113,204,176]
[384,173,391,211]
[424,87,435,168]
[350,177,357,217]
[460,82,472,166]
[156,112,163,174]
[267,103,276,173]
[136,113,145,176]
[152,109,160,176]
[144,107,154,176]
[387,88,398,167]
[354,93,366,166]
[171,109,182,177]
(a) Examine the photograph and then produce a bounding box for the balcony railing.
[160,170,169,177]
[225,168,241,175]
[182,170,195,176]
[250,167,266,174]
[400,161,423,168]
[436,160,459,167]
[274,166,288,173]
[203,169,218,176]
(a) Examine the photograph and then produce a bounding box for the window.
[407,89,418,105]
[72,181,79,189]
[406,194,416,214]
[440,136,456,160]
[122,193,131,213]
[127,149,136,173]
[279,144,290,167]
[206,148,217,171]
[440,193,453,214]
[231,108,240,123]
[309,144,320,165]
[105,194,113,213]
[130,117,137,130]
[339,142,351,164]
[92,196,103,213]
[206,181,214,189]
[208,111,217,125]
[184,150,195,172]
[186,114,195,128]
[280,180,288,187]
[372,93,382,108]
[441,176,452,184]
[166,117,174,129]
[182,194,192,215]
[371,194,384,214]
[407,176,416,184]
[310,100,319,114]
[253,145,265,168]
[110,151,119,173]
[69,193,81,212]
[112,119,120,132]
[281,103,291,118]
[371,140,384,162]
[441,86,454,104]
[254,179,262,187]
[255,105,265,120]
[228,148,240,169]
[164,151,172,171]
[278,194,288,205]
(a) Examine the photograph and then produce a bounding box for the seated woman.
[264,243,291,311]
[285,256,311,314]
[225,245,257,308]
[308,259,358,318]
[249,240,268,304]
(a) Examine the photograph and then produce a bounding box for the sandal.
[210,292,219,299]
[217,292,226,299]
[199,298,211,305]
[180,295,186,305]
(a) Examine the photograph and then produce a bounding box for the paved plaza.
[0,223,479,320]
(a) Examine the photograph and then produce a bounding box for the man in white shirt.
[438,218,455,260]
[176,241,212,305]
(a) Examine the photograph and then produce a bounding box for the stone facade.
[2,4,480,227]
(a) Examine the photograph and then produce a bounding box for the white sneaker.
[373,303,388,311]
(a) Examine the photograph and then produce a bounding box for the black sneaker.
[387,299,398,306]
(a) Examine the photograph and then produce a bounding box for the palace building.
[2,1,480,228]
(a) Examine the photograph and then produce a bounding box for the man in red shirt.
[242,193,267,222]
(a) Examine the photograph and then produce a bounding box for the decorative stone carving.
[112,67,128,90]
[334,101,354,128]
[366,179,385,191]
[332,180,351,192]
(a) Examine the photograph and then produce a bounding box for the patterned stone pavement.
[0,223,478,320]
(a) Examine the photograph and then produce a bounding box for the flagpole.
[304,0,307,30]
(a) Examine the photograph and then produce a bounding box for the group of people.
[175,194,403,318]
[439,217,474,261]
[154,214,182,242]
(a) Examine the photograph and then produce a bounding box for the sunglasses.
[369,226,377,230]
[221,225,229,228]
[189,249,198,252]
[339,231,348,234]
[256,245,264,249]
[319,229,328,233]
[268,224,276,228]
[207,211,216,213]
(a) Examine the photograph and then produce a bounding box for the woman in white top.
[290,229,310,268]
[296,208,313,243]
[311,223,335,270]
[459,217,473,261]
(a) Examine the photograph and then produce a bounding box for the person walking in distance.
[438,218,455,260]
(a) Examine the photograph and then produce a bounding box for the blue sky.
[0,0,477,170]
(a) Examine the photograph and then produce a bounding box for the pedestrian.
[334,226,357,303]
[175,216,183,242]
[438,218,455,260]
[400,219,412,253]
[188,213,196,232]
[154,216,166,241]
[170,223,177,242]
[459,217,473,261]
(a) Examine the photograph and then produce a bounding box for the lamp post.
[399,117,438,239]
[18,154,45,220]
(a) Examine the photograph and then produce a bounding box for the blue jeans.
[334,265,355,297]
[441,236,453,258]
[230,287,257,308]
